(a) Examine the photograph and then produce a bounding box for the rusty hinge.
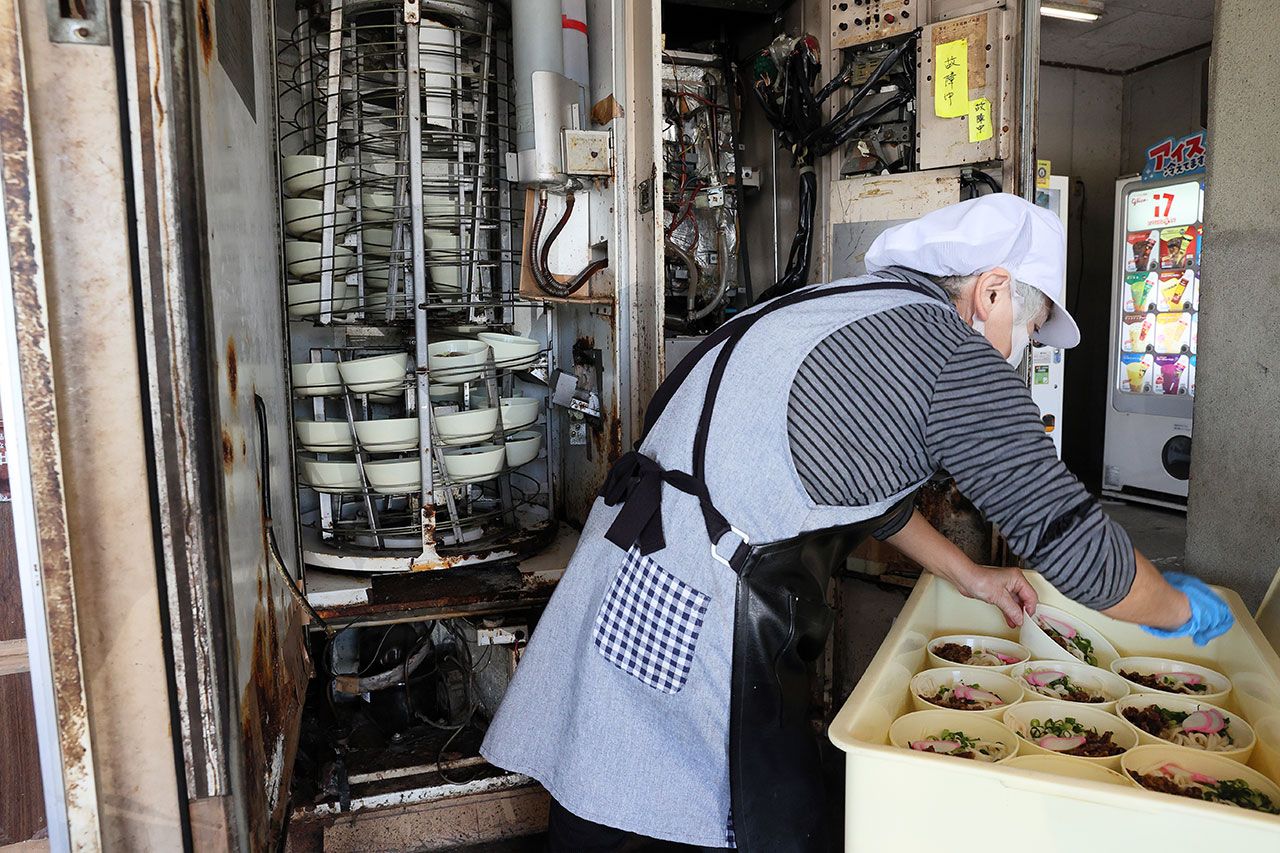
[637,173,655,215]
[45,0,109,44]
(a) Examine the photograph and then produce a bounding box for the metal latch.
[46,0,109,44]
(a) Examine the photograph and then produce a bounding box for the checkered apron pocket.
[592,546,710,695]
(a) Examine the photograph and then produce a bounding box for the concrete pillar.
[1184,0,1280,610]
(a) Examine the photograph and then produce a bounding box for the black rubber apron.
[599,280,936,851]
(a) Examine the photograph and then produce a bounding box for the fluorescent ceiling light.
[1042,1,1104,22]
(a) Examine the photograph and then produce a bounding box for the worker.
[480,194,1232,851]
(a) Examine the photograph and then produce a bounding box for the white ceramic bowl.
[504,430,542,467]
[1115,693,1255,763]
[362,226,399,257]
[887,709,1019,763]
[926,635,1032,673]
[1019,604,1120,668]
[440,444,504,483]
[285,240,355,280]
[477,332,541,370]
[425,229,462,290]
[908,668,1024,718]
[1122,743,1280,814]
[299,460,360,493]
[353,417,419,453]
[1002,754,1131,786]
[500,396,540,430]
[283,198,353,238]
[1010,659,1132,713]
[423,194,458,219]
[427,340,491,384]
[292,362,342,396]
[287,279,350,319]
[1110,656,1232,706]
[337,352,412,394]
[362,459,421,495]
[294,420,353,453]
[1002,701,1139,771]
[433,407,498,446]
[360,190,397,222]
[281,155,352,198]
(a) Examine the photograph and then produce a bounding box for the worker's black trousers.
[547,799,724,853]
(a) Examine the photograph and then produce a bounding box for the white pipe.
[561,0,590,102]
[511,0,565,153]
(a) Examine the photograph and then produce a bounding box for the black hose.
[754,166,816,303]
[530,190,608,298]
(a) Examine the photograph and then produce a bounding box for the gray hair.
[931,274,1052,326]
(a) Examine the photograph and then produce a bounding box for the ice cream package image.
[1154,354,1190,395]
[1125,230,1161,272]
[1121,353,1155,393]
[1125,272,1159,311]
[1122,311,1156,352]
[1158,270,1195,311]
[1155,312,1192,353]
[1160,225,1199,269]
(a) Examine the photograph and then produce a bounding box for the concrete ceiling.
[1040,0,1214,73]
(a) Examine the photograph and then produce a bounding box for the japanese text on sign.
[1141,130,1207,182]
[934,39,968,118]
[968,98,992,142]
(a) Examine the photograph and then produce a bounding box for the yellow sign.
[1036,159,1052,188]
[968,98,992,142]
[934,39,969,118]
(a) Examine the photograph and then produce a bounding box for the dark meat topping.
[932,642,975,665]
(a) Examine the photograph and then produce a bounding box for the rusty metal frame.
[0,0,100,846]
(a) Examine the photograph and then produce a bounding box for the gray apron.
[481,271,943,849]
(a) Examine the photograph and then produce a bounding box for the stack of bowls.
[281,154,355,317]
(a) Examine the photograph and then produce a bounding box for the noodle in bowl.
[1009,659,1131,713]
[1115,694,1255,763]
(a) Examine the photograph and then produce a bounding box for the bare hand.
[951,565,1039,629]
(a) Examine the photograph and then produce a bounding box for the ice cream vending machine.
[1103,174,1203,506]
[1032,175,1070,457]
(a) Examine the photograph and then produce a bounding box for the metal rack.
[276,0,554,568]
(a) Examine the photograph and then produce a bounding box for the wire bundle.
[750,32,918,303]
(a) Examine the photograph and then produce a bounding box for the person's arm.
[884,509,1038,628]
[1102,549,1190,629]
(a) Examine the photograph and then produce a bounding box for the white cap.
[865,193,1080,348]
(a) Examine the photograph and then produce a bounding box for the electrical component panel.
[832,0,928,48]
[917,8,1013,169]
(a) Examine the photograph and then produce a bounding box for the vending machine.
[1102,174,1203,506]
[1032,174,1069,457]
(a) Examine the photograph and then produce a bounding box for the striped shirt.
[787,278,1136,610]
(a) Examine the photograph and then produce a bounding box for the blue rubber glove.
[1141,571,1234,646]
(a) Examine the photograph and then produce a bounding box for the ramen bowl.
[433,407,499,446]
[500,396,540,431]
[285,240,355,281]
[1019,604,1120,668]
[299,460,360,493]
[337,352,412,394]
[292,362,342,396]
[294,420,353,453]
[1114,694,1255,763]
[908,668,1023,718]
[1002,754,1130,786]
[287,279,350,319]
[362,459,421,495]
[478,332,541,370]
[1121,744,1280,814]
[1009,659,1132,713]
[282,198,352,238]
[887,710,1019,764]
[1110,656,1232,706]
[440,444,505,484]
[504,430,542,467]
[353,417,419,453]
[1002,701,1138,771]
[427,340,490,384]
[281,155,351,198]
[926,635,1031,673]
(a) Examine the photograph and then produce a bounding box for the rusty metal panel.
[0,0,101,847]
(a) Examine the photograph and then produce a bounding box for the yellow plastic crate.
[829,572,1280,852]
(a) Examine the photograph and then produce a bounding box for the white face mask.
[972,283,1030,367]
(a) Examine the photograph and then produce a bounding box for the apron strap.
[599,450,735,558]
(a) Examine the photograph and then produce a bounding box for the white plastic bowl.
[477,332,541,370]
[360,190,396,222]
[1110,656,1232,706]
[1019,604,1120,668]
[505,430,542,467]
[908,668,1024,718]
[1122,744,1280,814]
[433,407,498,446]
[362,227,399,257]
[440,444,504,484]
[299,460,360,493]
[294,420,353,453]
[287,279,350,319]
[1115,694,1255,763]
[283,198,353,238]
[1002,701,1139,771]
[285,240,355,280]
[353,417,419,453]
[425,230,462,291]
[1009,659,1132,713]
[281,155,352,198]
[500,396,540,430]
[926,635,1032,673]
[337,352,412,394]
[427,340,491,384]
[292,362,342,396]
[1002,754,1131,786]
[363,459,421,495]
[887,709,1019,763]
